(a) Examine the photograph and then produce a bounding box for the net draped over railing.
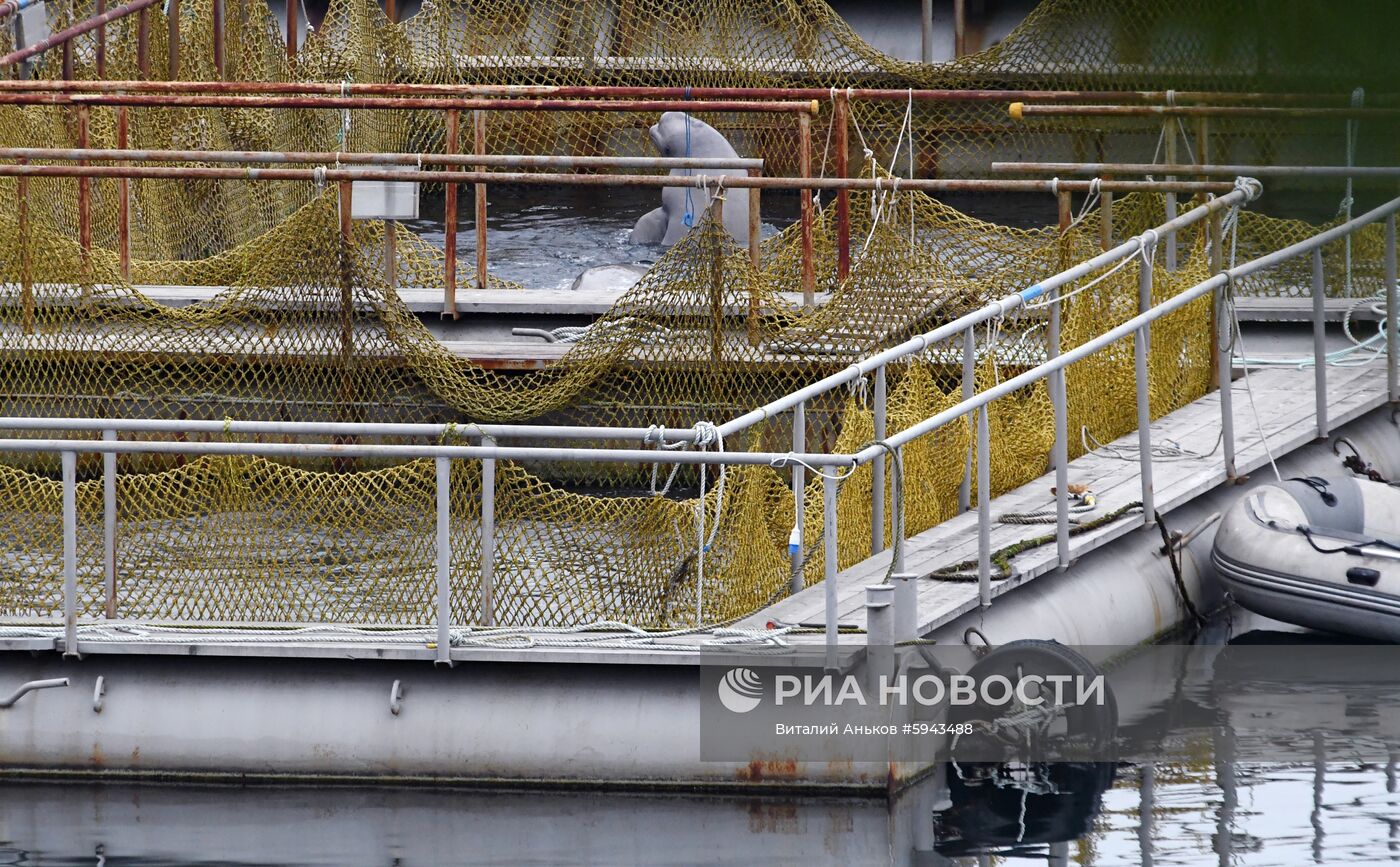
[0,0,1391,629]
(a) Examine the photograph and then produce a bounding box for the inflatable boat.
[1213,475,1400,642]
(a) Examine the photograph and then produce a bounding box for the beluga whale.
[629,111,754,247]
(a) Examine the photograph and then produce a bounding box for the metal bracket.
[389,679,403,715]
[0,677,69,708]
[92,675,105,713]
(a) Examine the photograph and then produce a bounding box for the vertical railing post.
[61,450,78,658]
[61,40,73,80]
[443,109,459,318]
[952,0,966,57]
[919,0,933,63]
[384,221,397,290]
[1139,763,1156,865]
[116,105,130,281]
[136,4,150,78]
[336,181,354,362]
[1136,239,1156,526]
[385,0,396,22]
[1312,247,1328,438]
[976,407,991,608]
[892,445,906,574]
[823,470,838,667]
[434,455,452,665]
[833,90,850,282]
[746,167,761,345]
[284,0,295,64]
[1049,286,1070,569]
[473,108,488,291]
[17,157,32,335]
[870,365,886,556]
[1387,214,1398,403]
[77,105,90,259]
[959,326,974,513]
[1212,221,1236,478]
[103,430,117,619]
[1163,118,1178,271]
[479,435,496,627]
[211,0,224,78]
[1099,174,1114,251]
[167,0,180,79]
[790,402,805,595]
[798,111,814,310]
[95,0,106,77]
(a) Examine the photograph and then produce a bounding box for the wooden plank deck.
[740,360,1391,636]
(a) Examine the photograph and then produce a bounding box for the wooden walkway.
[741,360,1391,636]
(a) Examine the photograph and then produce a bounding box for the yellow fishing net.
[0,0,1379,629]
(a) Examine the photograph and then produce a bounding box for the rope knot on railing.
[1233,176,1263,203]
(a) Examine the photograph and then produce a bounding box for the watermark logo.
[717,667,763,713]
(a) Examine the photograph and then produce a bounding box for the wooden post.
[117,105,130,280]
[95,0,106,77]
[443,109,459,318]
[473,108,487,291]
[212,0,224,78]
[285,0,296,63]
[167,0,180,80]
[18,157,32,335]
[798,111,814,309]
[834,90,850,281]
[136,5,150,78]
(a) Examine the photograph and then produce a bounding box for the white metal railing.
[3,184,1398,662]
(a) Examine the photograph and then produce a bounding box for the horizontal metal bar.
[717,186,1252,438]
[1012,103,1400,120]
[0,146,764,172]
[0,162,1235,193]
[0,80,1369,106]
[0,0,159,67]
[994,161,1400,178]
[0,92,820,114]
[0,437,853,468]
[0,417,701,442]
[852,194,1400,463]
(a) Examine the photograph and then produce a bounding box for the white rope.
[769,453,858,482]
[1083,425,1224,463]
[691,419,726,625]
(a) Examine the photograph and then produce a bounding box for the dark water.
[4,609,1400,866]
[405,184,1356,292]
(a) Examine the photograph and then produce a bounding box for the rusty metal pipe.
[833,90,850,281]
[0,0,161,69]
[0,91,821,114]
[0,164,1237,193]
[0,80,1366,106]
[1011,103,1400,120]
[798,112,814,308]
[994,161,1400,178]
[0,146,763,171]
[443,109,458,318]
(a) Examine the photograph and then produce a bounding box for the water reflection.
[7,611,1400,865]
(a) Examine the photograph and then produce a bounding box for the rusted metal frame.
[443,108,459,318]
[0,163,1237,194]
[135,4,148,78]
[211,0,224,78]
[286,0,296,63]
[76,105,90,260]
[0,92,822,114]
[1013,104,1400,120]
[953,0,966,58]
[335,181,358,472]
[798,111,814,309]
[0,80,1361,106]
[833,89,850,281]
[384,0,395,23]
[473,108,487,291]
[17,156,32,334]
[95,0,106,77]
[1163,119,1178,271]
[746,167,761,345]
[1100,174,1113,251]
[0,145,763,171]
[710,194,724,365]
[993,161,1400,178]
[166,0,179,79]
[116,105,129,279]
